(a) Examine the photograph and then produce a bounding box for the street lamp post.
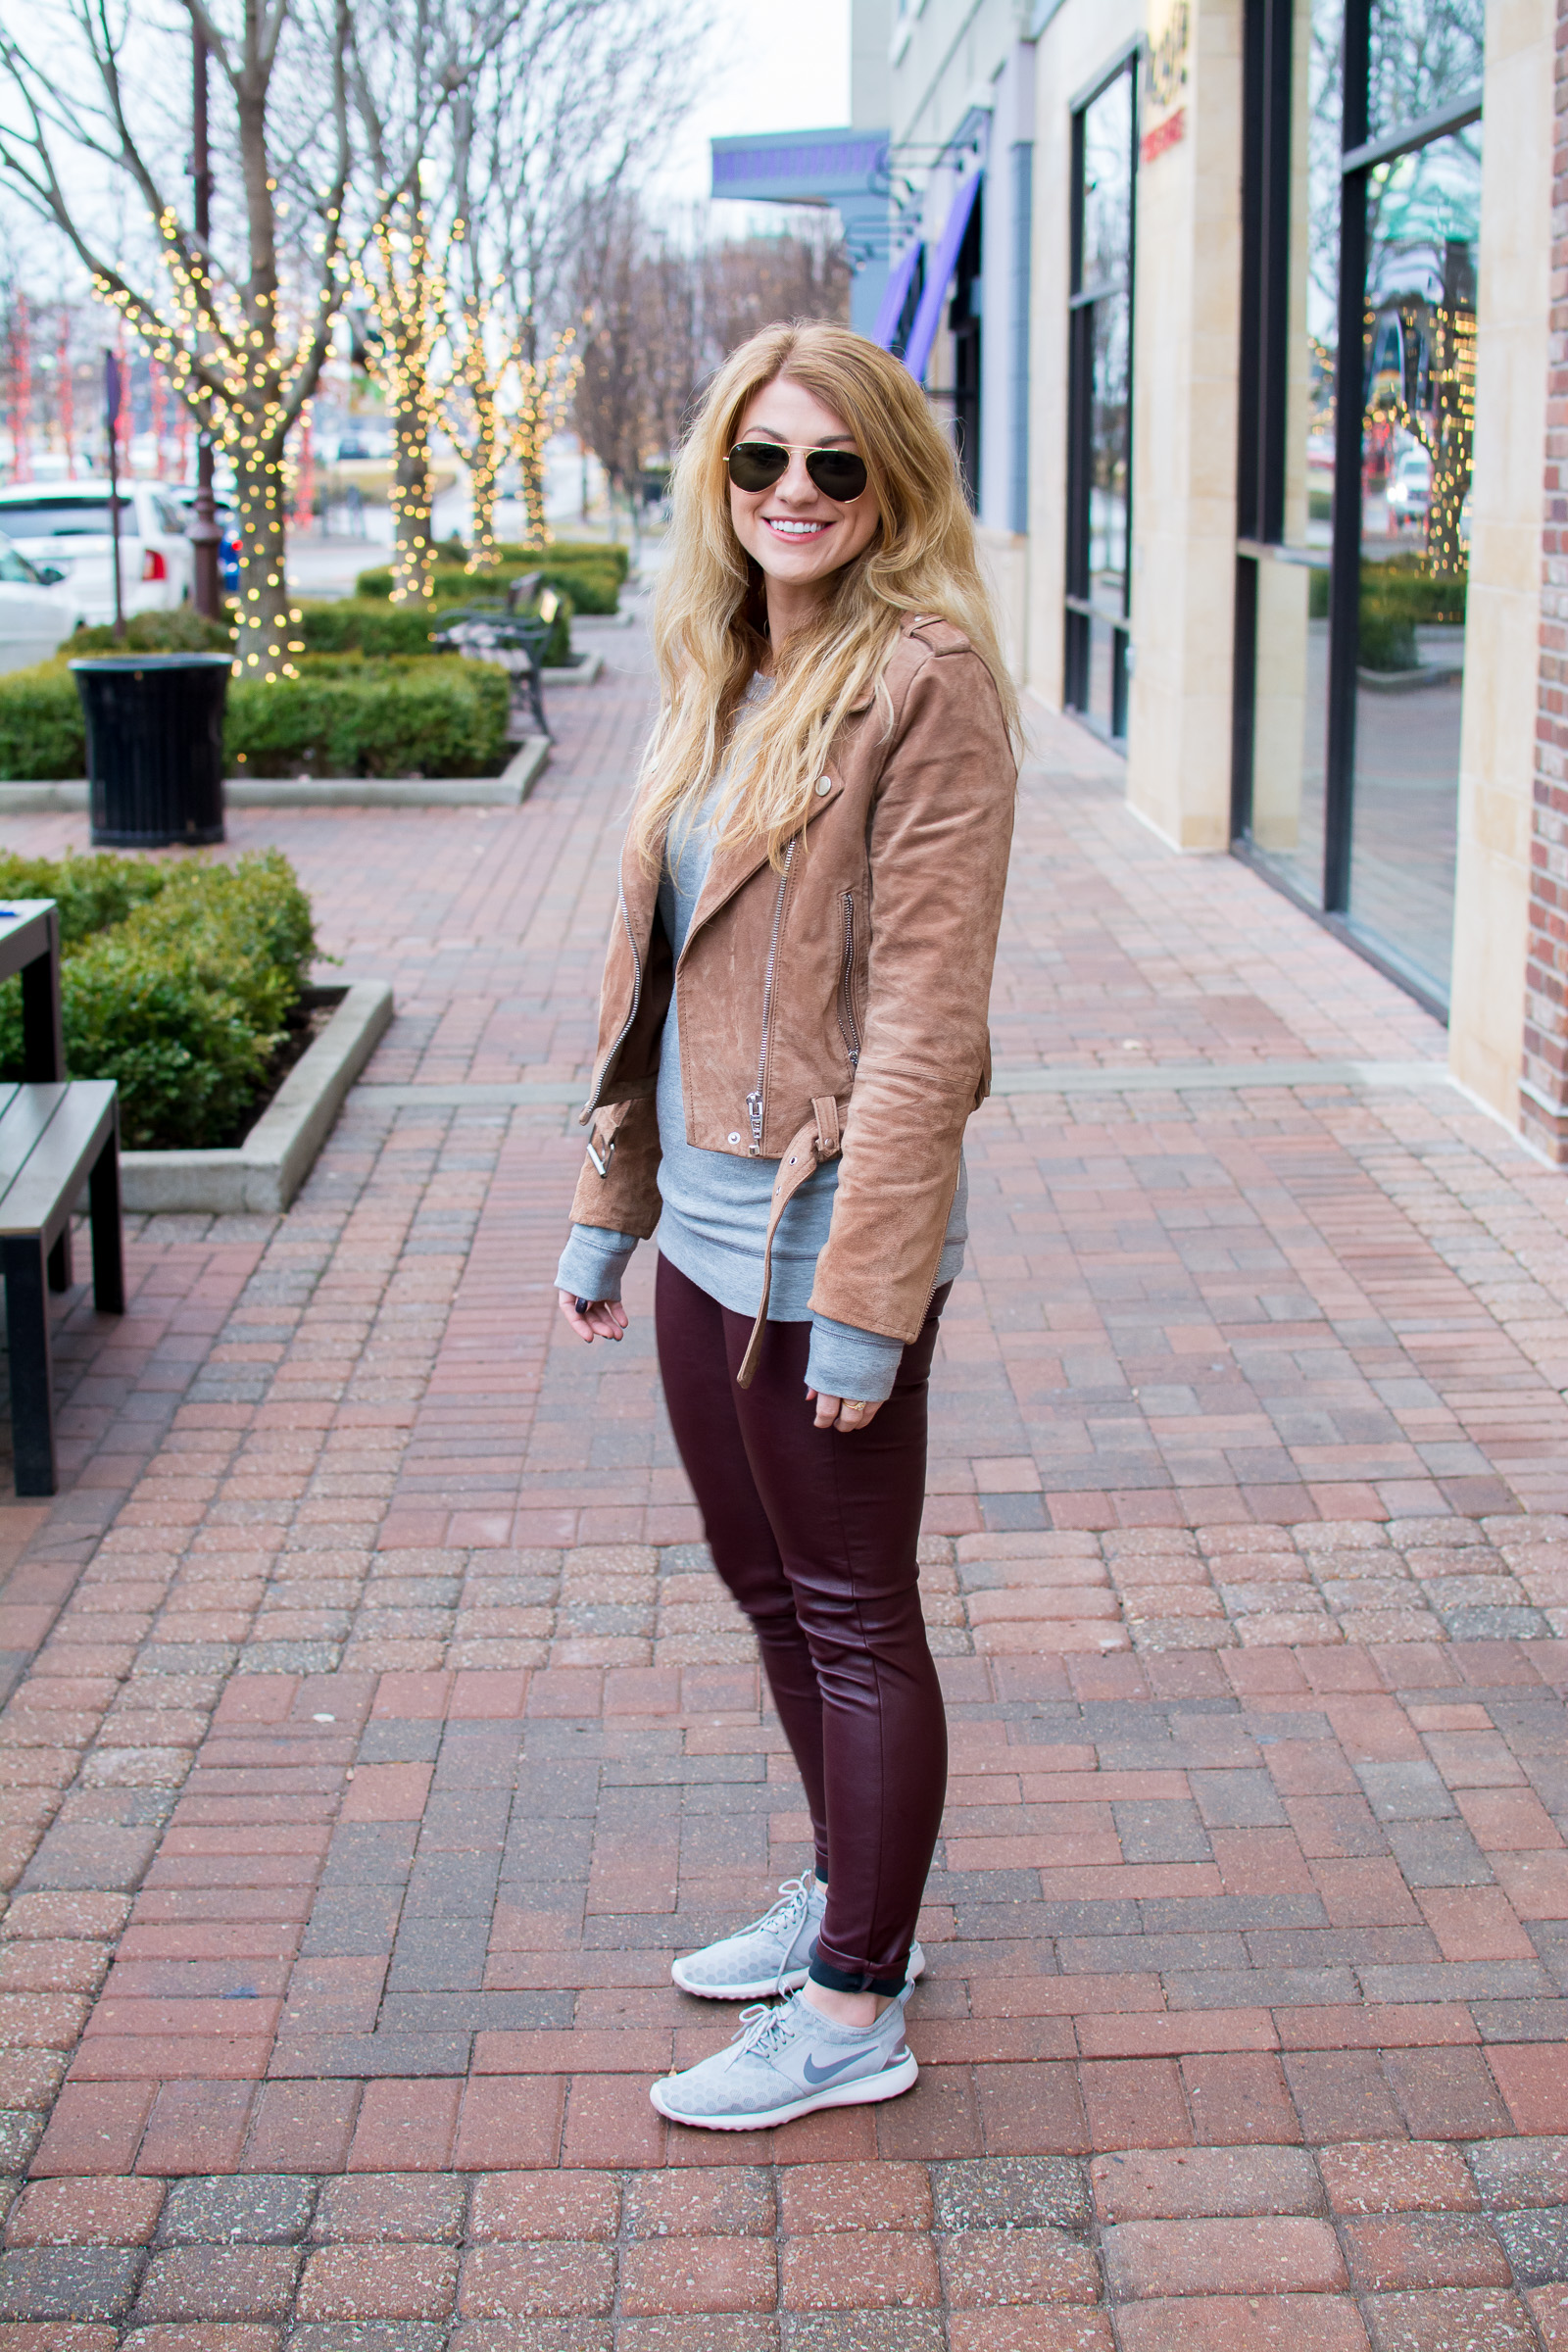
[188,25,221,619]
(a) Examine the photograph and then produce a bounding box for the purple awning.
[872,239,923,349]
[902,168,982,383]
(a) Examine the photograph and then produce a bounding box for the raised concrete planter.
[120,979,394,1215]
[0,735,549,816]
[542,653,604,686]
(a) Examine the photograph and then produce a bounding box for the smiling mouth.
[763,517,832,540]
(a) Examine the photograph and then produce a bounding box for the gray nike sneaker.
[651,1988,917,2131]
[671,1874,926,2000]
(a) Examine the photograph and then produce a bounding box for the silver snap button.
[727,1131,740,1145]
[814,775,832,797]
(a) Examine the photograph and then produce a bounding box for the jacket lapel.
[681,770,846,956]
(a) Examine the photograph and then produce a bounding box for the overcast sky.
[653,0,852,228]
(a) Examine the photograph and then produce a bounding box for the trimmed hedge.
[1307,560,1468,671]
[227,655,510,778]
[295,600,441,659]
[0,652,512,780]
[0,850,318,1150]
[356,542,621,615]
[294,594,571,668]
[71,611,234,656]
[0,848,166,944]
[0,664,94,781]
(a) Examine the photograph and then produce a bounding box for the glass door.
[1065,60,1137,743]
[1231,0,1484,1013]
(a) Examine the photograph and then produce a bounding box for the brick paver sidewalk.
[0,613,1565,2346]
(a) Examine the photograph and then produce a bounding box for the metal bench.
[0,1080,123,1494]
[0,902,124,1495]
[434,586,562,741]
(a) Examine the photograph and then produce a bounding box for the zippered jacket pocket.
[837,890,861,1071]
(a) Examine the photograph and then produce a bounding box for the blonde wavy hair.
[629,319,1019,873]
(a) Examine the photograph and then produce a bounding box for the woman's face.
[727,376,882,606]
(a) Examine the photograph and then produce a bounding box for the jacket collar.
[618,616,936,953]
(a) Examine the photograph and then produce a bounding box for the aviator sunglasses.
[726,439,869,503]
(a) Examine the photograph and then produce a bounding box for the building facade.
[714,0,1562,1153]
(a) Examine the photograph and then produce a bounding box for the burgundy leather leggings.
[655,1254,950,1996]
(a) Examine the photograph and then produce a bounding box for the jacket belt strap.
[736,1097,846,1391]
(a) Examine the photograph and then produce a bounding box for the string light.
[88,191,348,682]
[353,193,446,607]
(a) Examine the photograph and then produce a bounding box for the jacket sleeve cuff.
[556,1224,640,1302]
[806,1314,906,1405]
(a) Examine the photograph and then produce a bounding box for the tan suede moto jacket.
[569,613,1017,1350]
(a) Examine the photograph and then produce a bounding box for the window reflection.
[1348,122,1479,994]
[1368,0,1484,139]
[1066,67,1135,742]
[1082,76,1133,294]
[1244,0,1344,905]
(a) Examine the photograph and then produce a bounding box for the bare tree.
[344,0,526,603]
[0,0,352,679]
[573,199,852,520]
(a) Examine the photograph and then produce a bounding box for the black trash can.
[71,653,231,848]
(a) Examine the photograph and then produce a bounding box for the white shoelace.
[729,1998,800,2065]
[743,1873,813,1939]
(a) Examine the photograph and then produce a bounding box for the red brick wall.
[1522,0,1568,1158]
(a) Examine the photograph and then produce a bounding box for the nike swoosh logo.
[802,2049,867,2085]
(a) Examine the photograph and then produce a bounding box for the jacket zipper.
[746,841,796,1153]
[837,890,861,1070]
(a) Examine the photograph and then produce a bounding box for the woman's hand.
[558,1291,629,1345]
[807,1389,883,1434]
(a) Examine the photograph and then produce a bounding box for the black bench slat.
[0,1083,117,1242]
[0,1083,70,1200]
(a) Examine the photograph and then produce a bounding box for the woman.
[556,321,1017,2132]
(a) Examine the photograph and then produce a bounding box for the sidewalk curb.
[0,735,550,814]
[120,978,394,1214]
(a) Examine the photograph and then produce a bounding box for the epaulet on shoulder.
[900,613,972,659]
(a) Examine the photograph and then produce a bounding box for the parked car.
[0,481,196,624]
[0,531,81,672]
[1386,446,1432,523]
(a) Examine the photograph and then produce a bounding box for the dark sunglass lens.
[807,451,868,501]
[728,443,790,492]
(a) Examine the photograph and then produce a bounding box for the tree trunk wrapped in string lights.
[443,257,507,577]
[0,0,353,686]
[511,325,580,554]
[358,197,446,607]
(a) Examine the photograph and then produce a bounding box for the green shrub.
[294,600,440,658]
[71,610,235,655]
[0,849,168,943]
[0,663,86,779]
[0,647,512,781]
[1305,560,1468,662]
[355,547,620,614]
[227,654,510,777]
[0,850,318,1150]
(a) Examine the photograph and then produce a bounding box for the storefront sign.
[1142,0,1190,163]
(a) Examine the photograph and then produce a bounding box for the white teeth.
[767,519,826,537]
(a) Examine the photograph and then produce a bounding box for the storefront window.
[1348,124,1480,989]
[1367,0,1484,141]
[1231,0,1483,1012]
[1065,61,1136,741]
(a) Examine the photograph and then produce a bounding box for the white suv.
[0,481,196,624]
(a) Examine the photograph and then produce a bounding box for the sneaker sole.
[650,2051,918,2131]
[672,1947,927,2003]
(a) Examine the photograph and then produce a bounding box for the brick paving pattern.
[0,613,1565,2342]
